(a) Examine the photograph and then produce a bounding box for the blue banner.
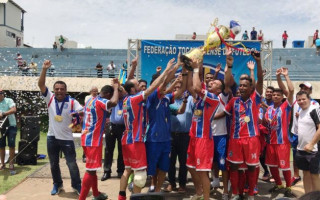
[140,40,261,85]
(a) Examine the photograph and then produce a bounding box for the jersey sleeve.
[42,87,53,105]
[130,92,145,106]
[224,97,235,115]
[73,99,83,112]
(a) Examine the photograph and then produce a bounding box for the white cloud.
[13,0,320,48]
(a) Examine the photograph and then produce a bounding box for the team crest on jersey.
[280,160,285,166]
[229,151,233,157]
[251,153,257,159]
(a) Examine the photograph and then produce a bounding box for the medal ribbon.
[55,96,67,116]
[241,100,251,119]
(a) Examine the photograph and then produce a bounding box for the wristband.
[182,73,188,76]
[228,65,233,68]
[193,68,199,73]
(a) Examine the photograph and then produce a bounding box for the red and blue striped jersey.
[189,89,220,139]
[225,90,262,139]
[122,92,147,144]
[81,96,110,147]
[265,100,292,144]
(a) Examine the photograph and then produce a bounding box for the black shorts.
[295,150,320,174]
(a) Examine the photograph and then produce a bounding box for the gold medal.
[244,116,250,123]
[54,115,63,122]
[117,110,123,115]
[194,109,203,116]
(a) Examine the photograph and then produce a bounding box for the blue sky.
[14,0,320,49]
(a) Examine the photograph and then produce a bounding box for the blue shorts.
[145,141,171,176]
[213,135,227,171]
[0,126,17,148]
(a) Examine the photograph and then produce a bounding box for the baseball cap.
[299,82,312,89]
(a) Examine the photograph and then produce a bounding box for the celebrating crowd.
[32,47,320,200]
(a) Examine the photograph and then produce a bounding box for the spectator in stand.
[107,61,116,78]
[59,35,65,51]
[53,42,57,50]
[311,30,319,47]
[192,32,197,40]
[250,27,257,40]
[242,30,249,40]
[0,89,17,174]
[282,31,289,48]
[258,30,264,41]
[95,63,103,78]
[15,53,26,69]
[295,91,320,194]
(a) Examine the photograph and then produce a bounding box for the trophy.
[181,18,241,71]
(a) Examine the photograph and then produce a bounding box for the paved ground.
[4,159,305,200]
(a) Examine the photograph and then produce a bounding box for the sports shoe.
[73,184,81,195]
[51,183,63,195]
[92,192,108,200]
[222,193,229,200]
[291,176,301,186]
[163,184,176,192]
[268,185,284,193]
[284,187,297,198]
[118,194,126,200]
[211,178,220,188]
[261,172,270,181]
[247,196,254,200]
[254,186,258,195]
[190,194,203,200]
[101,172,111,181]
[230,194,241,200]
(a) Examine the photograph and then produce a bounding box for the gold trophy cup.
[180,18,240,71]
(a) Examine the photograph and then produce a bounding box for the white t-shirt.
[297,104,320,152]
[211,93,229,136]
[291,95,319,135]
[43,87,82,140]
[107,64,115,70]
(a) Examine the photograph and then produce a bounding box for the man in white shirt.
[38,60,82,196]
[107,61,116,78]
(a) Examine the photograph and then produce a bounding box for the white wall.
[0,26,23,47]
[0,4,4,24]
[5,1,22,31]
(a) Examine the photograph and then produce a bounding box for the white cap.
[299,82,312,90]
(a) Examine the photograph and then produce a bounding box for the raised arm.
[127,57,138,80]
[224,48,233,93]
[276,68,289,97]
[213,63,221,80]
[144,58,175,98]
[252,52,263,95]
[246,61,255,85]
[192,60,203,94]
[280,67,294,104]
[107,78,120,108]
[38,60,51,93]
[176,94,189,114]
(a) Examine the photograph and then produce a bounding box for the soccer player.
[118,58,177,200]
[145,56,187,193]
[186,59,221,200]
[216,51,263,200]
[264,67,295,197]
[79,79,120,200]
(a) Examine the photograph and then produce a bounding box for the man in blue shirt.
[250,27,257,40]
[145,57,187,192]
[165,82,194,193]
[101,89,126,181]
